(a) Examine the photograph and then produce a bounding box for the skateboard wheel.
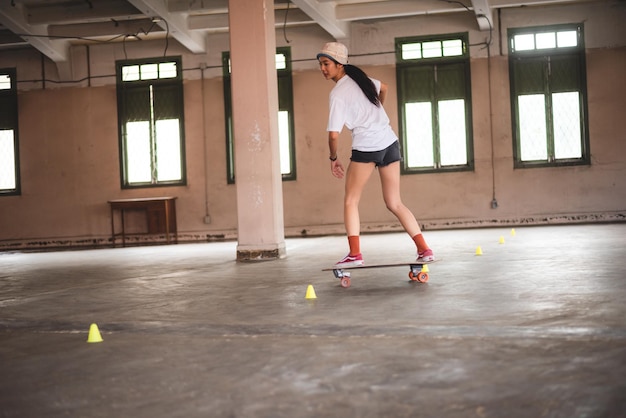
[417,272,429,283]
[340,277,351,288]
[409,271,429,282]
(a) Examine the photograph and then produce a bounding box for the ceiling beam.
[0,2,69,62]
[290,0,349,39]
[126,0,206,53]
[490,0,605,6]
[0,27,29,48]
[335,0,468,21]
[470,0,494,31]
[26,0,143,25]
[168,0,228,13]
[48,18,162,40]
[333,0,492,31]
[188,8,313,33]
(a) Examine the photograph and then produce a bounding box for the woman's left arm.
[379,82,388,105]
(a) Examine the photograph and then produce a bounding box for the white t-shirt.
[326,75,398,152]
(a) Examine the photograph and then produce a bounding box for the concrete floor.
[1,224,625,418]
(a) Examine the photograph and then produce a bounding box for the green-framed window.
[0,68,20,196]
[115,57,187,188]
[223,47,296,183]
[508,24,590,167]
[396,34,474,173]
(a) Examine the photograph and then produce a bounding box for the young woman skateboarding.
[317,42,435,267]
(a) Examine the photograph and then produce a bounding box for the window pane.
[0,75,11,90]
[405,102,434,167]
[278,111,291,174]
[122,65,140,82]
[552,92,582,159]
[557,31,578,48]
[159,62,177,78]
[442,39,463,57]
[514,34,535,51]
[224,48,295,182]
[275,54,286,70]
[518,94,548,161]
[422,41,442,58]
[509,24,587,167]
[0,129,16,189]
[140,64,159,80]
[125,121,152,183]
[402,43,422,60]
[155,119,182,181]
[117,57,185,187]
[438,99,467,165]
[536,32,556,49]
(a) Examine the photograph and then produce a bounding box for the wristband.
[329,155,338,161]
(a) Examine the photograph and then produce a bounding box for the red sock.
[348,235,360,256]
[412,234,430,254]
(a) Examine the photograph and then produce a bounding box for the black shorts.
[351,141,401,167]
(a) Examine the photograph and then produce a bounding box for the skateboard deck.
[322,259,439,288]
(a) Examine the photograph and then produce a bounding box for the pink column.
[228,0,286,260]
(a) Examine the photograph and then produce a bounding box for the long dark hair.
[344,64,380,107]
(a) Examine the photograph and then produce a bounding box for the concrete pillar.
[228,0,286,261]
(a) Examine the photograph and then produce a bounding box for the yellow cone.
[87,323,103,343]
[475,246,483,255]
[510,228,516,237]
[305,285,317,299]
[421,264,430,273]
[499,236,505,244]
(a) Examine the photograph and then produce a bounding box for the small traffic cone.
[475,246,483,255]
[510,228,516,237]
[87,323,103,343]
[421,264,430,273]
[305,285,317,299]
[499,236,505,244]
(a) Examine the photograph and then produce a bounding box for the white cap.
[316,42,348,65]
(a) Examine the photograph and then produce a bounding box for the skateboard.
[322,259,439,288]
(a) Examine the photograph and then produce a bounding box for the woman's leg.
[379,161,433,259]
[378,161,422,236]
[344,161,376,237]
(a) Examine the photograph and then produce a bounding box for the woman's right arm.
[328,131,344,179]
